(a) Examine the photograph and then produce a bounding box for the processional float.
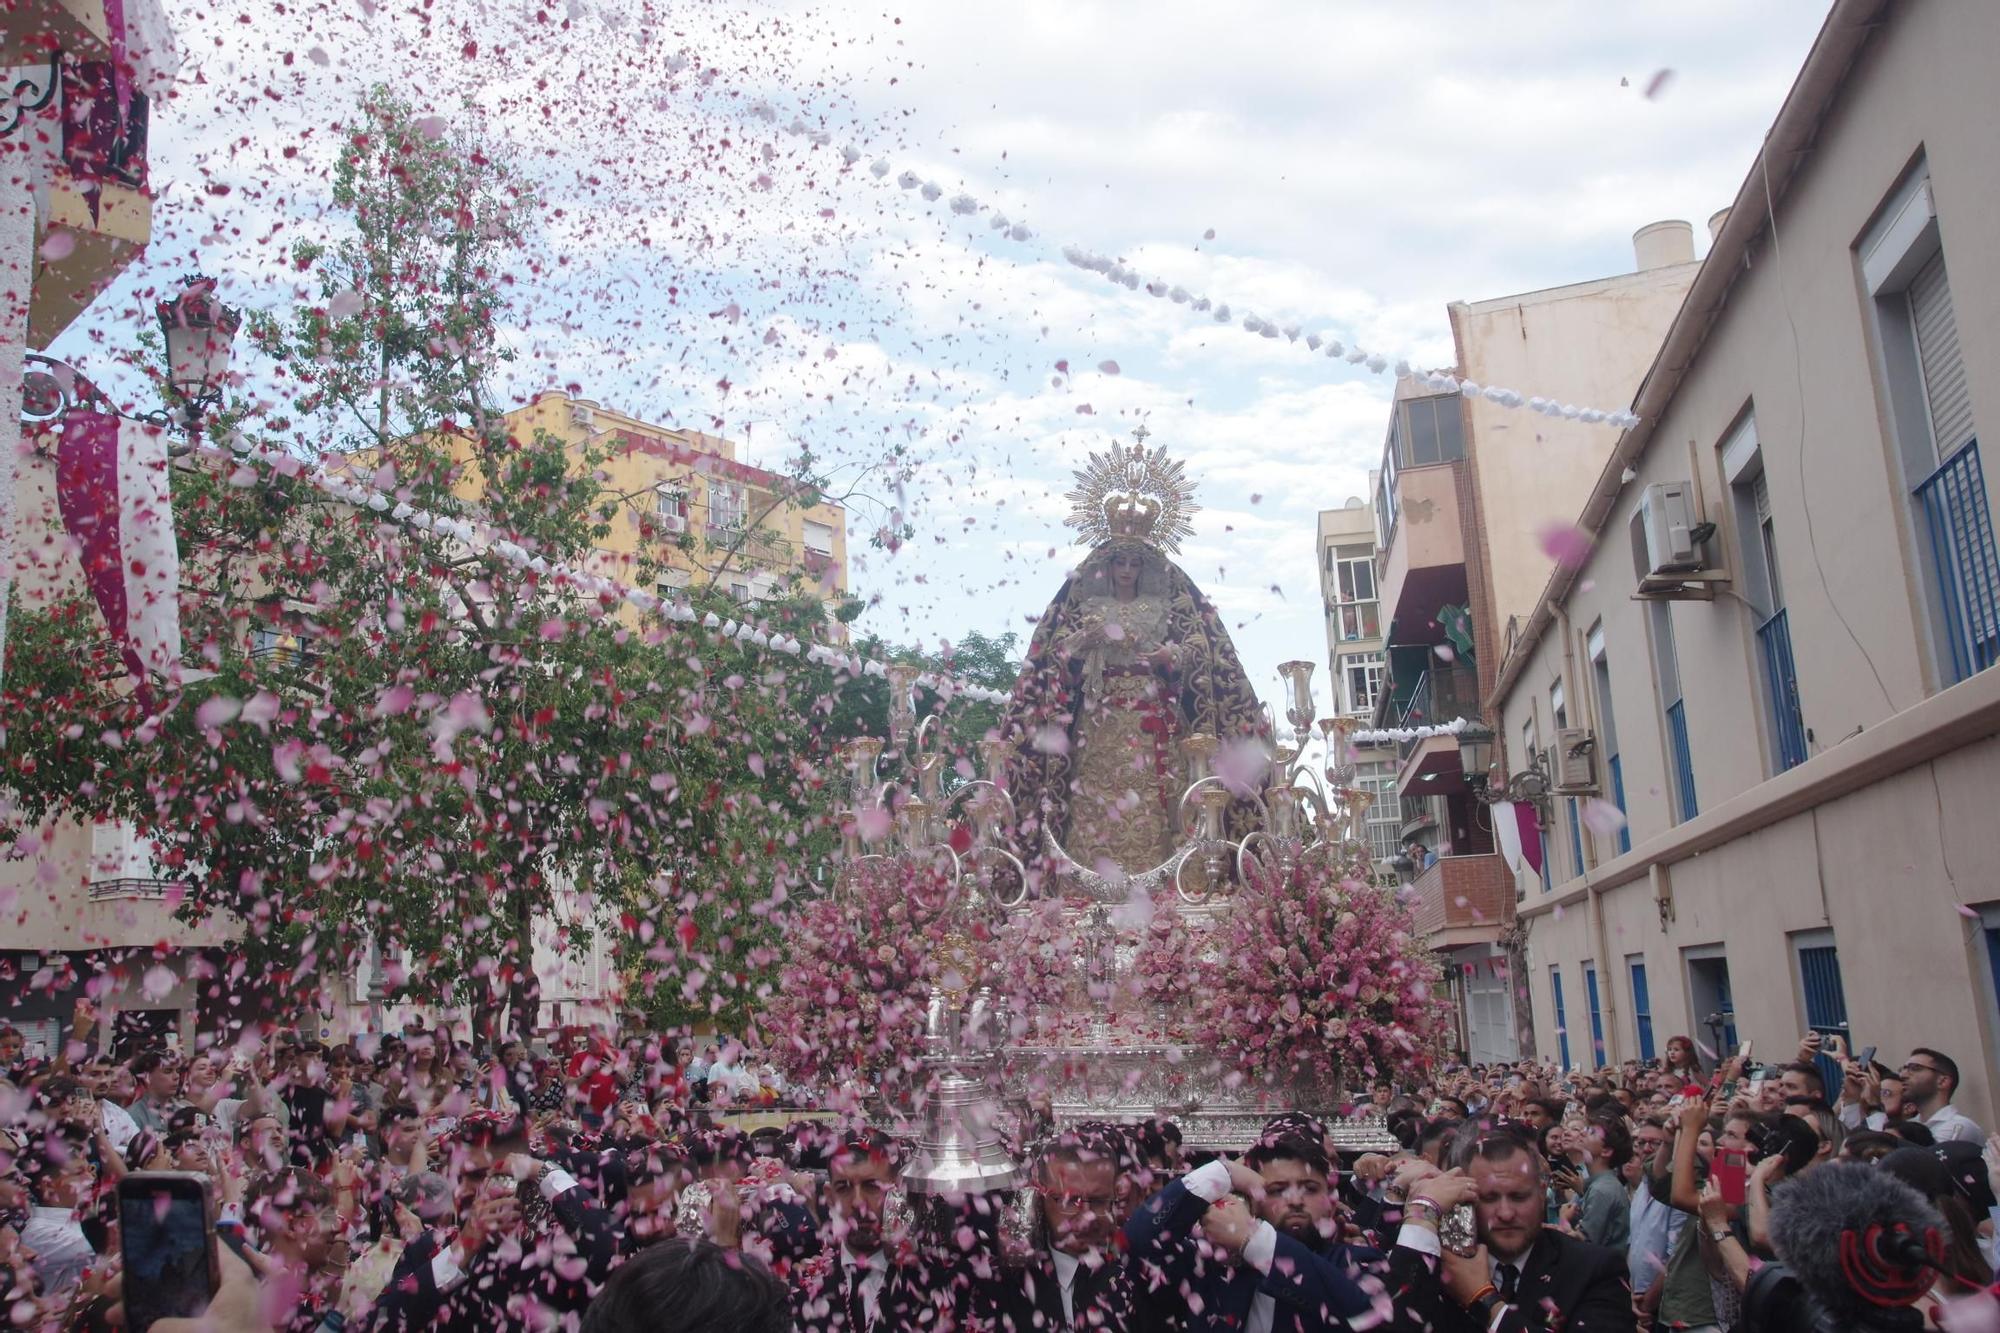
[819,430,1410,1196]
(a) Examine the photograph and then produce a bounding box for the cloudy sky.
[60,0,1830,717]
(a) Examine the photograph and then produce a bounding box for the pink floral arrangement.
[1128,901,1196,1010]
[758,859,988,1089]
[997,897,1076,1021]
[1198,856,1450,1087]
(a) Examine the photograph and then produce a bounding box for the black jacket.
[1385,1228,1635,1333]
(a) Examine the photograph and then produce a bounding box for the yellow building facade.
[491,391,850,616]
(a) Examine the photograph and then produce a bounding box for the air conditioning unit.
[658,513,686,535]
[1553,727,1598,793]
[570,402,595,429]
[1640,482,1703,576]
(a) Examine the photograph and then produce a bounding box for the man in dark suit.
[1386,1124,1634,1332]
[790,1129,944,1332]
[1124,1129,1389,1331]
[994,1123,1135,1330]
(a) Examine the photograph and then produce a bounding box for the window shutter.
[1752,472,1771,524]
[1910,252,1976,460]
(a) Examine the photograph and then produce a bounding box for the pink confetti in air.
[854,806,893,843]
[373,683,414,717]
[1097,360,1120,375]
[195,695,242,729]
[1644,69,1676,100]
[1958,904,1981,919]
[39,230,75,262]
[1203,228,1216,240]
[1434,643,1456,663]
[1538,521,1594,569]
[1938,1293,2000,1333]
[1074,403,1096,415]
[1581,798,1627,837]
[327,289,364,319]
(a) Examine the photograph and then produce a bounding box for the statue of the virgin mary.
[999,432,1267,887]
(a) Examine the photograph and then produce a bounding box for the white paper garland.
[782,121,1642,430]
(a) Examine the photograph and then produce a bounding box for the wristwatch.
[1472,1291,1503,1318]
[1708,1228,1735,1245]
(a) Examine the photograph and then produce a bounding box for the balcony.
[31,58,153,346]
[1394,663,1479,794]
[1406,853,1515,948]
[1915,438,2000,685]
[1377,462,1468,649]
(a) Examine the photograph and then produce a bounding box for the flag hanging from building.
[1493,800,1544,876]
[55,409,181,702]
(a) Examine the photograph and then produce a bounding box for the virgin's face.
[1109,551,1143,596]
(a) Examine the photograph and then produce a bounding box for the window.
[1588,625,1630,854]
[655,485,688,520]
[1583,963,1605,1069]
[1550,966,1572,1069]
[1861,166,1996,685]
[1632,510,1697,820]
[1343,652,1386,715]
[1398,395,1466,467]
[802,520,835,555]
[1357,758,1402,863]
[708,485,746,531]
[1526,716,1551,893]
[1793,930,1852,1095]
[1685,946,1738,1052]
[729,581,753,604]
[1725,415,1808,772]
[1330,546,1382,642]
[1628,956,1655,1061]
[1553,681,1583,879]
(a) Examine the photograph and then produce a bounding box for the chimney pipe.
[1633,220,1695,271]
[1707,208,1731,244]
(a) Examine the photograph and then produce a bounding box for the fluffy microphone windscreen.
[1769,1163,1946,1328]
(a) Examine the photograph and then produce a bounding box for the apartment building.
[1491,0,2000,1127]
[1317,496,1402,867]
[1369,233,1703,1062]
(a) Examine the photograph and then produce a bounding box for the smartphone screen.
[1714,1149,1748,1208]
[120,1172,218,1333]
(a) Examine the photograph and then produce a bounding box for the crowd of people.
[4,1009,2000,1331]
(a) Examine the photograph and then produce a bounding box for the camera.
[1742,1263,1924,1333]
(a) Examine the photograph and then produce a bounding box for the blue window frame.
[1758,609,1809,771]
[1629,960,1655,1061]
[1551,967,1572,1069]
[1565,798,1584,880]
[1666,699,1698,821]
[1798,941,1852,1095]
[1916,440,2000,683]
[1584,965,1605,1069]
[1607,754,1632,855]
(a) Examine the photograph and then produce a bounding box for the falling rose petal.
[1644,69,1676,100]
[1958,904,1981,919]
[195,696,242,729]
[239,691,281,728]
[1054,359,1069,375]
[1581,798,1627,837]
[855,806,893,842]
[1433,643,1456,662]
[1074,403,1095,415]
[1203,228,1216,240]
[39,230,75,262]
[141,964,175,1002]
[414,115,448,139]
[1537,521,1594,569]
[373,683,414,717]
[1097,360,1120,375]
[327,289,365,319]
[747,754,766,778]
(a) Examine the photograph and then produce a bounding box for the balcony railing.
[1914,439,2000,685]
[1395,664,1477,760]
[1665,698,1698,821]
[88,878,181,901]
[1756,608,1808,772]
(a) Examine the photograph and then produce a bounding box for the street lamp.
[155,274,241,440]
[19,273,240,455]
[1457,720,1553,820]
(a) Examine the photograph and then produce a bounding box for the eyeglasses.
[1901,1061,1941,1076]
[1047,1192,1118,1213]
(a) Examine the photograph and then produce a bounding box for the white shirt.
[22,1206,94,1296]
[1923,1103,1985,1144]
[844,1245,888,1328]
[1181,1163,1281,1332]
[1050,1248,1081,1325]
[99,1098,139,1154]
